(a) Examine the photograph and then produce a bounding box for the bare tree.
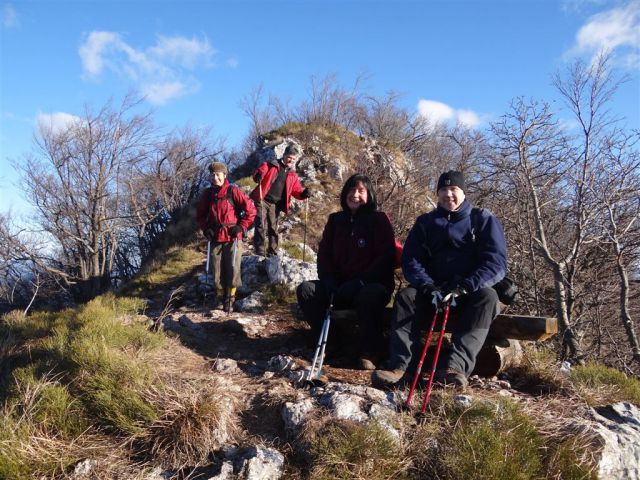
[16,94,158,300]
[589,130,640,365]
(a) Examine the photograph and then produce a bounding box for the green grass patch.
[1,292,169,478]
[261,283,298,306]
[308,419,408,480]
[571,362,640,406]
[122,246,201,296]
[434,398,544,480]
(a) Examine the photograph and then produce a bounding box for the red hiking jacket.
[196,180,257,243]
[250,160,305,214]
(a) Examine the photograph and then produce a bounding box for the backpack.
[208,184,246,228]
[470,208,518,305]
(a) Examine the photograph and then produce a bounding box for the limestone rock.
[282,398,315,434]
[234,292,266,314]
[212,358,240,374]
[592,402,640,480]
[234,315,268,336]
[265,255,317,289]
[267,355,297,372]
[234,446,285,480]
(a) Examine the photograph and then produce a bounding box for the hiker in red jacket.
[196,162,256,312]
[296,173,397,370]
[250,144,310,257]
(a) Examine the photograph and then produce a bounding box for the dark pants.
[296,279,392,358]
[389,286,499,377]
[253,200,279,256]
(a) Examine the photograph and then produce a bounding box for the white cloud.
[417,99,482,128]
[142,81,188,105]
[149,35,215,69]
[2,3,19,28]
[78,31,216,104]
[570,2,640,68]
[227,56,239,68]
[36,112,81,136]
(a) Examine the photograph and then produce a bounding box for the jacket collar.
[436,199,471,221]
[212,179,230,197]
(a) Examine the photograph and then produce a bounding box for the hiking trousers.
[296,279,391,357]
[253,200,279,256]
[210,241,243,290]
[389,286,499,377]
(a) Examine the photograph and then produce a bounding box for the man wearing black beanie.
[372,170,507,389]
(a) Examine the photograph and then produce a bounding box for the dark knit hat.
[208,161,228,175]
[284,144,302,157]
[437,170,465,192]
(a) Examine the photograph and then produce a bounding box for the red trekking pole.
[405,293,453,412]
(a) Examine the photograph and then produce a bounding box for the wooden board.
[330,309,558,342]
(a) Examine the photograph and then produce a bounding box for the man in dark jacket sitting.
[372,170,507,389]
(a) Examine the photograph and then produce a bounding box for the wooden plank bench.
[329,309,558,377]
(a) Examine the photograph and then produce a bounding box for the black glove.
[336,278,365,301]
[442,283,467,300]
[301,188,311,199]
[419,284,437,298]
[320,276,339,296]
[229,225,243,238]
[204,228,215,241]
[254,171,262,182]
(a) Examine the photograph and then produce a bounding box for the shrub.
[433,399,544,480]
[261,283,297,306]
[571,362,640,406]
[122,246,201,296]
[308,419,408,480]
[143,381,240,470]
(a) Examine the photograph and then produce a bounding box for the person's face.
[437,186,465,211]
[346,181,369,213]
[211,171,226,187]
[282,153,298,169]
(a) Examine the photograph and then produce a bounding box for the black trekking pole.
[307,294,334,385]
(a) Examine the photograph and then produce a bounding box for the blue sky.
[1,0,639,219]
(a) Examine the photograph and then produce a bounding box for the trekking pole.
[205,240,212,298]
[406,301,441,407]
[302,198,309,262]
[307,294,334,383]
[419,300,452,413]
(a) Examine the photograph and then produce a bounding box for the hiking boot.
[434,368,468,390]
[371,368,405,389]
[358,356,377,371]
[223,296,235,313]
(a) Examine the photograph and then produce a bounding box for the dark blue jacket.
[402,200,507,293]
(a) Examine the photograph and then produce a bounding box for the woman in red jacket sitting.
[296,173,397,370]
[196,162,256,312]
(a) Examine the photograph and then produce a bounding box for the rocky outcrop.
[592,402,640,480]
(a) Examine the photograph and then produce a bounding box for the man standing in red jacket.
[196,162,256,312]
[250,144,310,257]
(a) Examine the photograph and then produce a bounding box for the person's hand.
[321,276,339,296]
[419,284,437,298]
[204,228,215,241]
[442,284,467,303]
[254,172,262,182]
[301,188,311,199]
[229,225,243,238]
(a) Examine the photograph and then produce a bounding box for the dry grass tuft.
[301,417,410,480]
[142,379,241,470]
